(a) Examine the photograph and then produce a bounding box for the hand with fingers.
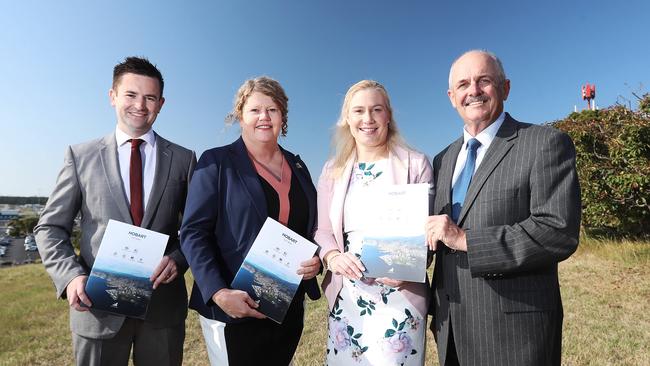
[212,288,266,319]
[425,214,467,252]
[327,251,366,280]
[150,255,178,289]
[66,275,92,311]
[297,255,321,280]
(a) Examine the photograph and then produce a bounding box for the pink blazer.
[314,145,433,315]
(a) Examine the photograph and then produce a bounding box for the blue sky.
[1,0,649,197]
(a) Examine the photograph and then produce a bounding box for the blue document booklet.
[84,220,168,318]
[231,217,317,324]
[358,183,430,283]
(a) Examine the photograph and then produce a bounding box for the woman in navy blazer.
[180,76,321,365]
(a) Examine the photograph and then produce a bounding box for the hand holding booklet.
[231,217,317,324]
[358,183,430,283]
[84,220,168,318]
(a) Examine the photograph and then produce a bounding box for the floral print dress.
[326,160,425,366]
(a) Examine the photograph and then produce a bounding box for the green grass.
[1,238,648,365]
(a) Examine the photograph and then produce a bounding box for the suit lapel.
[283,150,316,233]
[141,134,172,228]
[438,138,463,215]
[388,146,409,184]
[99,133,132,224]
[231,137,267,221]
[457,115,518,224]
[331,155,354,250]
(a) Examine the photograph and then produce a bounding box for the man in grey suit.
[35,57,196,365]
[425,50,581,365]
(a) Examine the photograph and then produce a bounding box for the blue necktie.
[452,138,481,223]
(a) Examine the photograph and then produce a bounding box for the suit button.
[449,249,457,254]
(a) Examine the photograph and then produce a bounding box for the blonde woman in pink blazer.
[315,80,433,366]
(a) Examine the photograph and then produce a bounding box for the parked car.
[0,245,6,256]
[25,235,35,244]
[24,242,38,251]
[0,237,11,246]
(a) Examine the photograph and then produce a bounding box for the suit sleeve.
[314,163,340,261]
[180,151,228,305]
[166,150,197,273]
[466,130,581,276]
[34,146,86,299]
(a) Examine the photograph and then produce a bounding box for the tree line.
[0,196,48,205]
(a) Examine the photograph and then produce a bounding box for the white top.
[115,127,157,209]
[344,159,389,240]
[451,112,505,187]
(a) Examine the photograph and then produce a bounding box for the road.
[0,236,41,267]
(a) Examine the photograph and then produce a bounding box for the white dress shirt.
[115,127,157,210]
[451,112,506,187]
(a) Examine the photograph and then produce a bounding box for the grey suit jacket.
[35,132,196,339]
[430,114,581,366]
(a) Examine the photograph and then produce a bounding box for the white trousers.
[199,315,229,366]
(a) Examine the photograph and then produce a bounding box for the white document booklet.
[231,217,317,324]
[358,183,430,282]
[84,219,168,318]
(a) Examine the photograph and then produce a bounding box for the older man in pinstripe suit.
[425,50,581,365]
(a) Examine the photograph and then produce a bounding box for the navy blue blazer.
[180,137,320,322]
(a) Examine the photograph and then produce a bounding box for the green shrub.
[552,96,650,238]
[8,216,40,236]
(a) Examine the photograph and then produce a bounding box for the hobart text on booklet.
[358,183,430,283]
[231,217,317,324]
[84,219,169,318]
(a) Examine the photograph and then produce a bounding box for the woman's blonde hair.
[329,80,406,177]
[225,76,289,136]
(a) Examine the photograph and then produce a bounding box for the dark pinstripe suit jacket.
[430,114,581,366]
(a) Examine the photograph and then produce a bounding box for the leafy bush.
[8,216,40,236]
[552,96,650,238]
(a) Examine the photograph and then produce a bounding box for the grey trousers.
[72,318,184,366]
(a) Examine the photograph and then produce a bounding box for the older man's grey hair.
[448,50,507,89]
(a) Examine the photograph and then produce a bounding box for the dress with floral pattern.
[326,160,425,366]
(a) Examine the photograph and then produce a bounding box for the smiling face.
[240,91,283,147]
[110,73,164,137]
[448,51,510,134]
[346,88,391,152]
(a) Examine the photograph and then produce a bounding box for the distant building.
[0,210,20,220]
[21,204,45,215]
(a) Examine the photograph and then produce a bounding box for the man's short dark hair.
[113,56,165,97]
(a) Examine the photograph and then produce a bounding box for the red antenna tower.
[581,83,596,110]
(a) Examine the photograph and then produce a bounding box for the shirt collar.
[115,127,156,147]
[462,111,505,150]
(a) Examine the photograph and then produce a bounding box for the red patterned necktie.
[129,139,144,226]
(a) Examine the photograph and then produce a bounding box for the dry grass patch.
[1,238,648,365]
[561,239,650,366]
